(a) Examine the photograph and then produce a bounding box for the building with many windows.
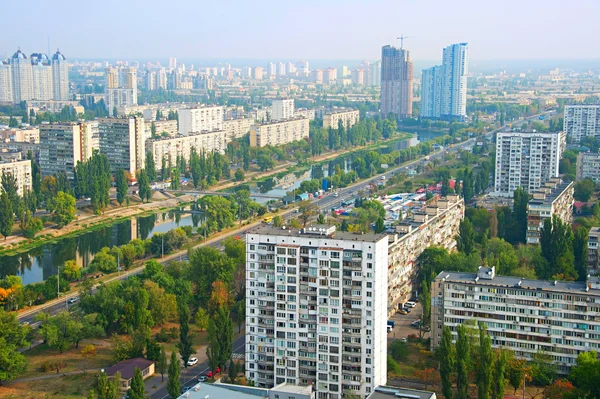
[272,99,295,121]
[588,227,600,277]
[322,110,360,130]
[178,105,224,135]
[39,121,99,179]
[494,130,565,196]
[564,105,600,143]
[245,225,388,398]
[249,118,309,147]
[223,118,254,142]
[98,117,145,174]
[576,152,600,183]
[380,45,413,119]
[526,178,574,245]
[421,66,442,119]
[146,130,228,169]
[105,66,137,115]
[431,266,600,374]
[0,159,32,196]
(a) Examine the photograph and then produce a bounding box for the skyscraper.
[440,43,468,119]
[380,45,413,119]
[9,49,33,103]
[420,43,468,121]
[51,50,69,101]
[0,62,12,102]
[105,66,138,116]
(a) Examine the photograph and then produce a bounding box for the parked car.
[398,309,408,315]
[198,376,208,382]
[404,301,417,308]
[68,297,79,304]
[411,320,422,328]
[180,386,192,394]
[387,325,393,333]
[401,337,408,343]
[187,357,198,366]
[402,307,411,313]
[207,371,213,378]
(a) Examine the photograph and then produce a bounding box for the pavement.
[387,303,429,341]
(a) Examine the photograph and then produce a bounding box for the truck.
[387,320,396,328]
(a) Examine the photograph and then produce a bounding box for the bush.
[389,340,409,361]
[387,355,401,375]
[156,328,171,342]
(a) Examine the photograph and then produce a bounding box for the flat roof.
[436,271,595,293]
[178,383,268,399]
[529,181,573,206]
[368,386,435,399]
[248,224,388,243]
[270,382,313,394]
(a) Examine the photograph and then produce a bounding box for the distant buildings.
[0,160,32,196]
[564,105,600,143]
[178,106,224,135]
[576,152,600,183]
[421,43,468,120]
[105,66,138,115]
[380,45,413,119]
[0,48,69,104]
[526,178,574,245]
[147,130,228,169]
[494,130,565,196]
[322,109,360,130]
[39,121,99,179]
[271,99,295,121]
[249,118,309,147]
[98,117,145,174]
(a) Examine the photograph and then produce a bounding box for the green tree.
[507,356,526,395]
[150,121,157,137]
[569,351,600,398]
[177,302,195,367]
[574,226,589,282]
[491,350,507,399]
[438,326,455,399]
[513,187,529,244]
[47,191,76,228]
[456,323,471,399]
[298,200,316,227]
[477,323,493,399]
[127,367,145,399]
[0,192,13,240]
[539,215,576,280]
[137,169,152,203]
[272,215,283,227]
[574,178,595,202]
[171,168,181,190]
[194,308,209,331]
[167,351,181,399]
[23,215,43,239]
[115,169,128,206]
[145,152,157,183]
[456,218,475,254]
[374,217,385,233]
[0,309,28,385]
[157,345,168,382]
[418,280,431,331]
[96,370,120,399]
[234,169,245,181]
[531,352,556,386]
[207,306,234,372]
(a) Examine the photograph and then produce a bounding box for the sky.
[2,0,600,64]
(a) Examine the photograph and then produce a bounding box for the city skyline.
[2,0,599,62]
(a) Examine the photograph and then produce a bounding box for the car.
[401,337,408,343]
[334,192,339,197]
[404,301,417,308]
[215,366,221,373]
[20,321,30,326]
[398,309,408,315]
[206,371,213,378]
[198,376,208,382]
[387,325,393,333]
[402,307,411,313]
[187,357,198,366]
[180,386,192,394]
[411,320,422,328]
[68,297,79,304]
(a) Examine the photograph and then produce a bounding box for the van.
[404,301,417,308]
[387,325,393,333]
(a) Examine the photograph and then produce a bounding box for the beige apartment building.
[0,159,32,195]
[223,118,254,142]
[386,194,464,315]
[249,118,309,147]
[178,105,224,136]
[0,126,40,143]
[588,227,600,276]
[147,119,178,138]
[98,117,145,174]
[147,130,227,170]
[322,109,360,129]
[576,152,600,183]
[526,178,574,244]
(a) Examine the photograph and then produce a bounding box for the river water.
[0,209,203,285]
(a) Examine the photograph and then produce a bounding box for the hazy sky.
[2,0,599,63]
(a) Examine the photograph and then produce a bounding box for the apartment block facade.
[272,99,295,121]
[322,110,360,130]
[39,121,99,179]
[249,118,310,147]
[576,152,600,183]
[178,106,224,135]
[386,195,464,315]
[588,227,600,277]
[494,130,565,196]
[147,130,228,169]
[105,66,137,114]
[526,179,574,245]
[431,266,600,374]
[245,225,388,398]
[0,160,32,196]
[564,105,600,143]
[380,45,413,119]
[98,117,145,174]
[223,118,254,142]
[147,119,178,139]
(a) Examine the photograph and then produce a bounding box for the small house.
[105,358,154,391]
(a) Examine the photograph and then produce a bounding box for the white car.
[187,357,198,366]
[198,375,208,382]
[404,301,417,308]
[386,325,393,333]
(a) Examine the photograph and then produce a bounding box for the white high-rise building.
[368,61,381,87]
[440,43,468,120]
[178,105,224,135]
[0,62,13,102]
[494,130,566,196]
[286,62,296,75]
[145,71,156,90]
[268,62,277,76]
[9,49,34,103]
[168,57,177,71]
[105,66,138,115]
[51,50,69,101]
[31,53,53,101]
[272,99,295,121]
[421,66,442,119]
[278,62,286,76]
[564,105,600,143]
[245,225,389,398]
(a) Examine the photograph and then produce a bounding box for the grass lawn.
[153,322,208,355]
[0,373,97,398]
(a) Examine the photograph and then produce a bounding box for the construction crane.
[397,34,414,49]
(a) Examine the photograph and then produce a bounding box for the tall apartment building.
[39,121,99,179]
[272,99,295,121]
[494,130,566,196]
[105,66,138,115]
[147,130,227,169]
[249,118,310,147]
[387,195,464,315]
[431,266,600,374]
[31,53,53,101]
[98,117,145,174]
[8,49,33,103]
[588,227,600,277]
[0,62,12,102]
[380,45,413,119]
[51,50,69,101]
[420,43,468,120]
[268,63,277,76]
[526,178,574,244]
[146,119,178,139]
[254,67,265,80]
[322,110,360,130]
[421,66,442,119]
[223,118,254,142]
[368,61,381,87]
[245,225,388,398]
[178,106,224,135]
[0,160,32,196]
[576,152,600,182]
[564,105,600,143]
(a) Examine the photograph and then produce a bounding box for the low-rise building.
[147,130,227,169]
[105,358,154,391]
[322,109,360,130]
[386,195,464,315]
[576,152,600,183]
[431,266,600,374]
[0,159,32,195]
[249,118,309,147]
[526,178,574,244]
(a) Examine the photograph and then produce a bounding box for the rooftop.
[528,179,573,206]
[105,358,153,380]
[367,386,436,399]
[177,383,268,399]
[248,224,388,244]
[270,382,313,394]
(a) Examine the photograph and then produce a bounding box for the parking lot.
[387,302,430,341]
